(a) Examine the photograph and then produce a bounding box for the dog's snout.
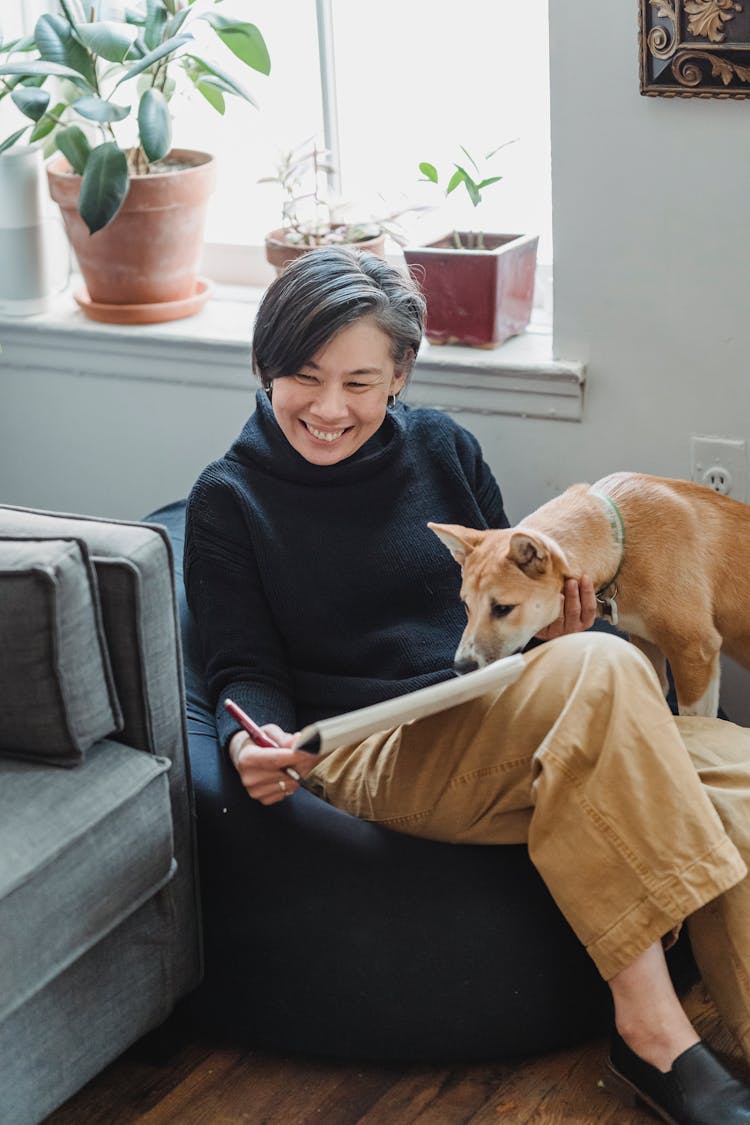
[454,657,479,675]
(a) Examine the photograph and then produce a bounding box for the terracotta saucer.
[74,277,212,325]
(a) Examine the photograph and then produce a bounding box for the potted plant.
[260,138,420,276]
[0,0,270,323]
[402,143,539,348]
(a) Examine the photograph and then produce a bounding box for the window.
[188,0,552,279]
[1,1,552,286]
[331,0,551,262]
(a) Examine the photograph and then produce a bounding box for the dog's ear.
[428,522,485,565]
[508,532,550,576]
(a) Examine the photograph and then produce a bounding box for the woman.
[185,246,750,1123]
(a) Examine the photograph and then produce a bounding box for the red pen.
[224,698,302,783]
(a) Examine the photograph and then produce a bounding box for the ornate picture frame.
[640,0,750,97]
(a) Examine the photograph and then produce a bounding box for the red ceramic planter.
[402,232,539,348]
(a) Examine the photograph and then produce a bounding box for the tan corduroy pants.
[307,632,750,1059]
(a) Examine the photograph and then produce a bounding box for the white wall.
[489,0,750,524]
[0,366,251,520]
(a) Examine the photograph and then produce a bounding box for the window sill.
[0,280,585,422]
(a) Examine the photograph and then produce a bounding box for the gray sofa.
[0,505,202,1125]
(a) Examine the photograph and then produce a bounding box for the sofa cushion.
[0,508,185,758]
[0,739,174,1023]
[0,536,122,766]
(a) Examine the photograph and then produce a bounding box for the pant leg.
[677,716,750,1060]
[307,632,746,985]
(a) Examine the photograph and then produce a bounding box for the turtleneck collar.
[228,389,408,485]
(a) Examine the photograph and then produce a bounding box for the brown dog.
[430,471,750,718]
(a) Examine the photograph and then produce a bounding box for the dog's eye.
[491,603,514,619]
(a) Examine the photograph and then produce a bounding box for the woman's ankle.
[615,1014,700,1072]
[609,941,701,1070]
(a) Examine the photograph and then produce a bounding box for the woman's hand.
[535,575,598,642]
[229,724,319,805]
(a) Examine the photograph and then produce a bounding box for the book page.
[295,653,527,755]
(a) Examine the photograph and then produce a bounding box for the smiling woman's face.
[269,317,407,466]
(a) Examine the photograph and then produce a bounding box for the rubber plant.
[0,0,270,234]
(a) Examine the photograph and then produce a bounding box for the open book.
[294,652,527,754]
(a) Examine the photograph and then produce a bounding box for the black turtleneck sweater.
[184,390,508,750]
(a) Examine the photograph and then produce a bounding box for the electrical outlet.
[690,436,747,501]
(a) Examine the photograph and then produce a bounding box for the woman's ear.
[391,366,410,396]
[391,347,416,395]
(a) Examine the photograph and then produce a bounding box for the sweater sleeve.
[184,471,297,749]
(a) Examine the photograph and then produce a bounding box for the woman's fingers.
[231,740,318,804]
[246,777,296,805]
[578,574,598,629]
[535,576,598,641]
[238,765,299,804]
[263,723,296,747]
[562,577,582,630]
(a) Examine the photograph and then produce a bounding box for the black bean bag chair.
[146,499,695,1062]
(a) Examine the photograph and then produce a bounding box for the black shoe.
[606,1030,750,1124]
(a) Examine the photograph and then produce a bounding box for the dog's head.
[429,522,570,671]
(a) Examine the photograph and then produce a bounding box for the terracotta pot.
[264,227,386,276]
[47,149,216,310]
[402,232,539,348]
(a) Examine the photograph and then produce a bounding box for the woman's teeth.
[306,424,345,443]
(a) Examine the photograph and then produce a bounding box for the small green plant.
[0,0,270,234]
[418,141,516,249]
[260,138,421,248]
[259,138,378,247]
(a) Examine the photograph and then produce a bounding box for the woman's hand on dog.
[535,576,597,642]
[229,724,318,804]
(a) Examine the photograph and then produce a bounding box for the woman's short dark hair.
[251,246,426,388]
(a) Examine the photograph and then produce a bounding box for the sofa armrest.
[0,504,203,996]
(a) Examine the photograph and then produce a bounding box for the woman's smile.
[302,421,351,444]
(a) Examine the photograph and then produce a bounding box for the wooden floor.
[45,986,745,1125]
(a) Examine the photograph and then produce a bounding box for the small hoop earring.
[389,394,398,409]
[263,380,273,399]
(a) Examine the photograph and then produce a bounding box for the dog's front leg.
[666,639,722,718]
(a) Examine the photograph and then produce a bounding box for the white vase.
[0,143,69,316]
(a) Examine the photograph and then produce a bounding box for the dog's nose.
[454,658,479,675]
